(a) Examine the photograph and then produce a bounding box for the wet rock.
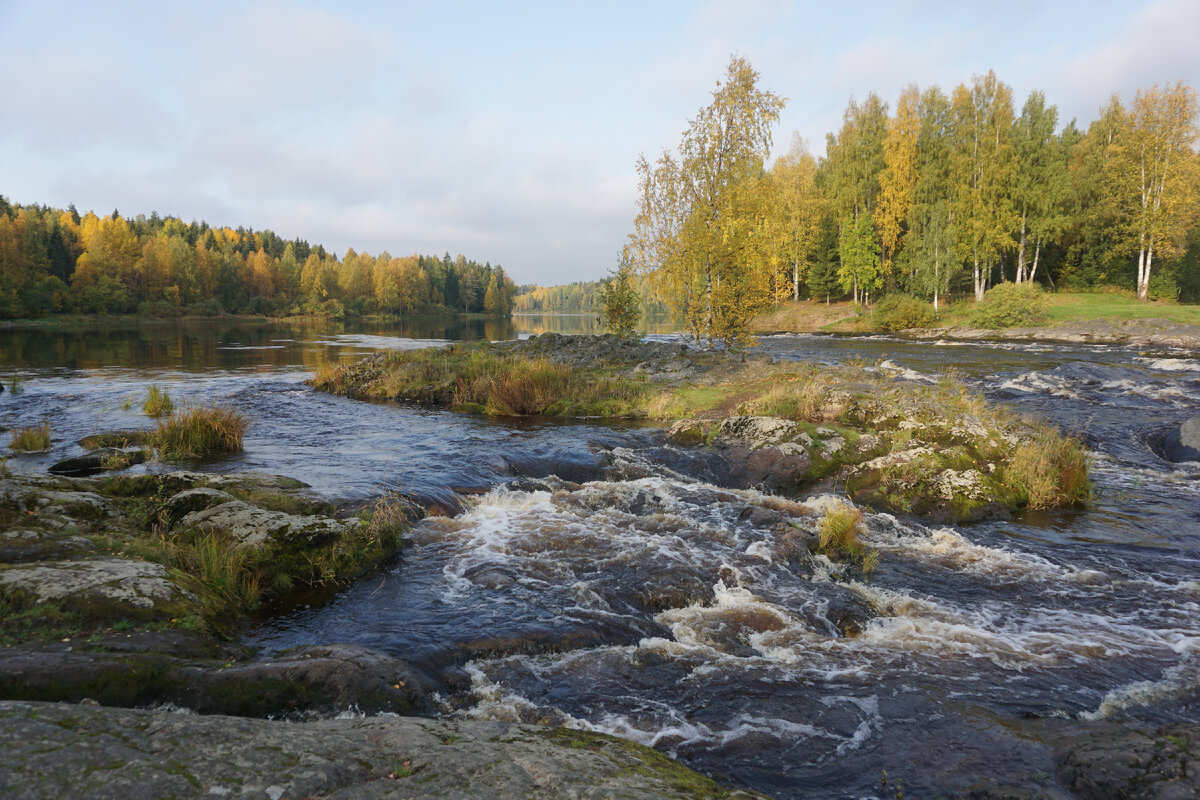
[813,585,876,638]
[185,644,435,717]
[77,430,152,450]
[0,557,195,621]
[633,572,717,613]
[48,448,147,477]
[0,699,765,800]
[176,498,359,549]
[666,418,709,446]
[1161,416,1200,463]
[1053,722,1200,800]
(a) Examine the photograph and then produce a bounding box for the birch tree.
[628,56,785,348]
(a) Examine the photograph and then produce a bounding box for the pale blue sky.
[2,0,1197,284]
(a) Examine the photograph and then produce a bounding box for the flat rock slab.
[0,700,765,800]
[0,557,189,616]
[177,499,357,549]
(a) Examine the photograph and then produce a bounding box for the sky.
[2,0,1198,285]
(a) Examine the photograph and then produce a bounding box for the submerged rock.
[48,448,147,477]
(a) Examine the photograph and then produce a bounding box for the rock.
[176,499,359,549]
[1053,722,1200,800]
[0,529,96,563]
[0,700,765,800]
[1161,416,1200,463]
[0,557,194,621]
[666,418,709,446]
[77,430,153,450]
[48,448,147,477]
[185,644,436,717]
[715,415,800,450]
[163,487,238,523]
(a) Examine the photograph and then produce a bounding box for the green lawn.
[1041,292,1200,325]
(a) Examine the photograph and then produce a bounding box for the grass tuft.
[1007,426,1091,509]
[10,421,51,451]
[151,405,247,460]
[818,502,877,576]
[142,384,175,417]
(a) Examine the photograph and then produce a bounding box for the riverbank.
[313,333,1090,523]
[753,295,1200,349]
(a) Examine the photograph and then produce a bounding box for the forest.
[624,60,1200,345]
[0,200,517,320]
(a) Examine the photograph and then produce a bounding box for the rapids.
[2,319,1198,798]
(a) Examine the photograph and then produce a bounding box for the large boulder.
[1161,416,1200,463]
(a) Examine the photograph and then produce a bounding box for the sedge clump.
[151,405,247,460]
[142,385,174,417]
[9,421,51,452]
[818,501,878,576]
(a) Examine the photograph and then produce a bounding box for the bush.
[970,283,1048,329]
[10,421,51,451]
[151,405,247,460]
[872,294,936,331]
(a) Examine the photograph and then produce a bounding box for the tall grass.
[175,532,263,616]
[142,384,174,417]
[318,346,646,417]
[740,376,830,422]
[9,421,51,451]
[818,502,877,576]
[151,405,247,460]
[1008,427,1091,509]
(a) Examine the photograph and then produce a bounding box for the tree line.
[512,274,669,315]
[628,57,1200,346]
[0,200,517,319]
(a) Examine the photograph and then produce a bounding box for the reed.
[151,405,247,460]
[1008,426,1091,509]
[9,421,51,451]
[142,384,174,417]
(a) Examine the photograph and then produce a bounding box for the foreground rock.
[1052,721,1200,800]
[0,469,418,714]
[0,700,763,800]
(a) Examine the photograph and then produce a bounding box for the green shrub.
[151,405,247,460]
[970,283,1049,329]
[10,421,51,451]
[142,385,174,417]
[872,294,936,331]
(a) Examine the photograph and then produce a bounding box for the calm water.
[2,317,1198,799]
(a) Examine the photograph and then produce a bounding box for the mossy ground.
[0,473,413,645]
[313,337,1091,519]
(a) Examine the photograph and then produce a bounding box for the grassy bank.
[753,291,1200,334]
[313,337,1090,518]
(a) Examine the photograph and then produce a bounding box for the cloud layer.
[1,0,1196,284]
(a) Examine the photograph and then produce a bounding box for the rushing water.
[2,318,1198,798]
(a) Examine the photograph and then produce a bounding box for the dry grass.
[142,384,174,417]
[174,531,263,616]
[818,502,877,576]
[9,421,51,451]
[740,376,831,423]
[1008,426,1091,509]
[151,405,247,460]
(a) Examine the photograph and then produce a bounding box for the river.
[1,316,1197,798]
